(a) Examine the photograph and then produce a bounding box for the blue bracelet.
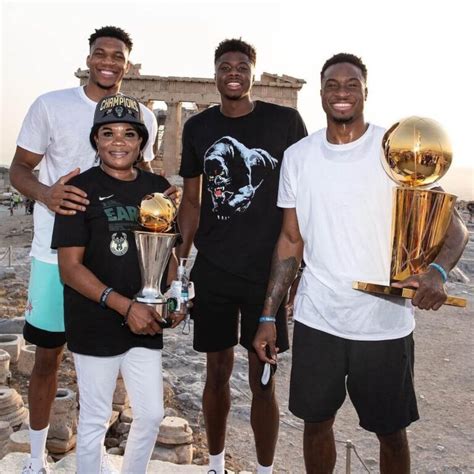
[428,263,447,283]
[259,316,276,323]
[99,287,114,309]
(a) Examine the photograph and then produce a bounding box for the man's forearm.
[176,200,200,260]
[263,238,303,316]
[434,210,469,272]
[10,162,48,203]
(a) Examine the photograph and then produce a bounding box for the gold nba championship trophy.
[134,193,179,327]
[353,116,466,307]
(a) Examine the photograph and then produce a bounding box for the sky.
[1,0,473,198]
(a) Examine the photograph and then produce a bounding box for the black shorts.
[23,321,66,349]
[289,321,419,434]
[190,253,289,353]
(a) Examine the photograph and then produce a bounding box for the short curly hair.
[320,53,367,81]
[214,38,257,65]
[88,26,133,52]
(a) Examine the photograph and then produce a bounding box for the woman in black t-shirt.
[52,94,183,474]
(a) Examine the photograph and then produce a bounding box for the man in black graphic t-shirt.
[178,38,307,474]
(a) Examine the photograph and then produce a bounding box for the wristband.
[428,263,448,283]
[259,316,276,323]
[122,301,134,326]
[99,287,114,309]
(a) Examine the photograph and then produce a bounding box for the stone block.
[0,350,10,385]
[151,443,193,464]
[107,447,124,455]
[112,376,129,407]
[119,408,133,423]
[0,420,12,441]
[0,443,9,460]
[0,317,25,335]
[0,420,12,459]
[8,430,30,453]
[46,434,76,454]
[157,416,193,446]
[48,388,77,441]
[116,422,131,434]
[3,407,28,428]
[0,334,23,364]
[0,388,27,427]
[164,407,178,418]
[105,437,119,448]
[109,410,120,427]
[112,403,128,412]
[17,345,36,376]
[0,268,15,281]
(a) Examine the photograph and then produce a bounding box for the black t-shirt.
[51,166,171,356]
[179,101,307,283]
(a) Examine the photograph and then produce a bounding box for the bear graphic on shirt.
[203,136,278,220]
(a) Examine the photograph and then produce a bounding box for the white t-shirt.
[278,124,414,341]
[17,86,158,264]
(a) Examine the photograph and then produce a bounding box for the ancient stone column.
[151,416,193,464]
[0,334,24,364]
[162,102,182,177]
[0,388,28,427]
[46,388,77,454]
[0,350,11,385]
[17,345,36,376]
[0,420,13,458]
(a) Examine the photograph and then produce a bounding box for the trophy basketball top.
[381,116,452,188]
[138,193,177,232]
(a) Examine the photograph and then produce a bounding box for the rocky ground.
[0,204,473,473]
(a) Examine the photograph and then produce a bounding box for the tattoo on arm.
[264,253,299,315]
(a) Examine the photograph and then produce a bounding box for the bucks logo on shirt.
[110,232,129,256]
[203,136,278,220]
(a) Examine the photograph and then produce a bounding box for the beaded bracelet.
[428,262,448,283]
[122,301,134,326]
[259,316,276,323]
[99,287,114,309]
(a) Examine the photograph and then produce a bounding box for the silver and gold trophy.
[353,116,466,307]
[134,193,179,327]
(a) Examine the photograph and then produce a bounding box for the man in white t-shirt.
[9,26,171,474]
[253,53,468,472]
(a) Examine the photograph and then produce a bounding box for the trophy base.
[352,281,467,308]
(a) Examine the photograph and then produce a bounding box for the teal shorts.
[25,257,65,334]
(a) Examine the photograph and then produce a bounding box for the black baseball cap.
[90,93,149,150]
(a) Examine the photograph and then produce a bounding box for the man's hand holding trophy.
[353,116,467,308]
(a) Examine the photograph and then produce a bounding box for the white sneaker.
[21,456,50,474]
